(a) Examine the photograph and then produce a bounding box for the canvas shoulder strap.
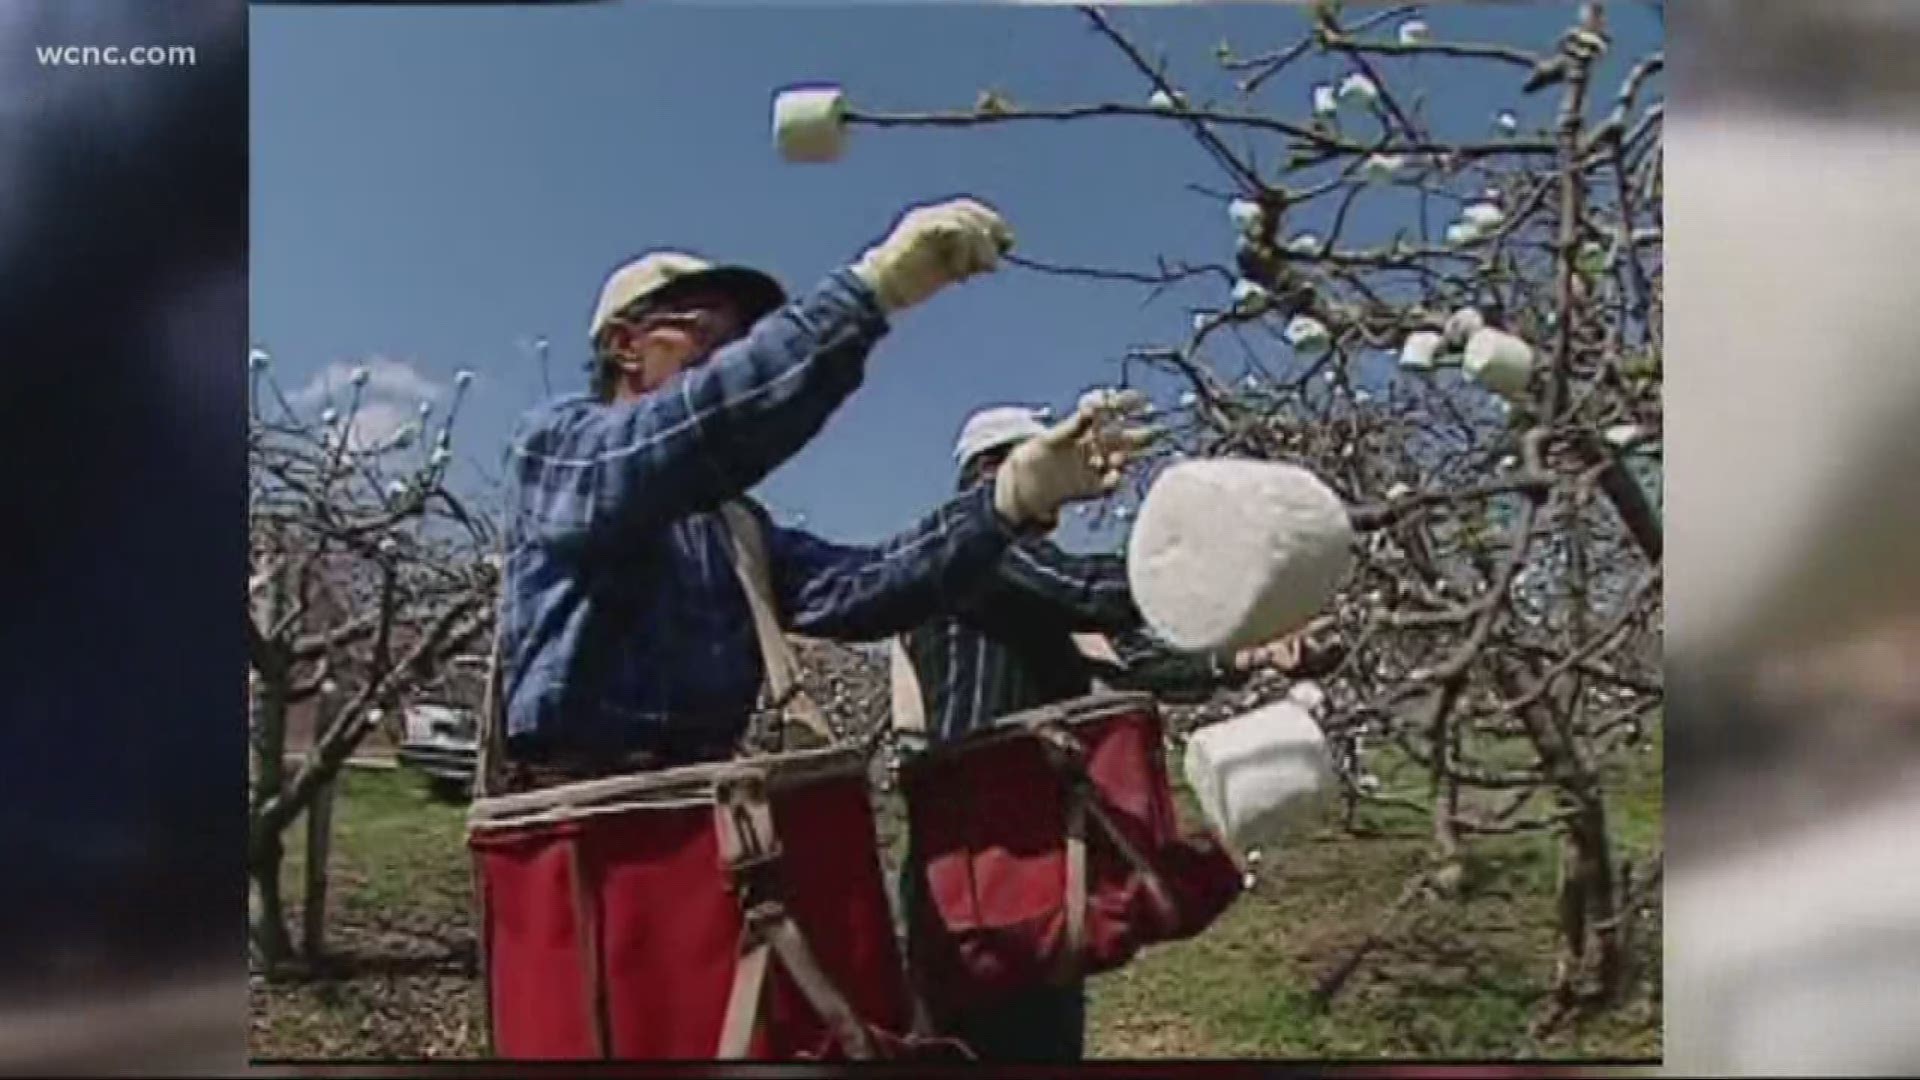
[717,502,834,745]
[473,554,510,800]
[888,636,927,735]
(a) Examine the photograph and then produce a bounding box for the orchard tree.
[846,1,1663,1027]
[246,348,497,970]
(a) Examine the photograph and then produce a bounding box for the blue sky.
[251,1,1660,549]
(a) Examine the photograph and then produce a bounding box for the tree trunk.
[252,829,294,970]
[301,772,336,964]
[1567,788,1623,999]
[249,567,295,970]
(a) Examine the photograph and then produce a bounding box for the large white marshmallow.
[1182,697,1336,856]
[1443,306,1485,348]
[1127,458,1354,653]
[1399,329,1443,370]
[773,86,849,163]
[1463,327,1535,399]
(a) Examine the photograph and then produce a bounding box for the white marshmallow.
[1182,698,1337,856]
[1462,202,1506,230]
[1576,240,1611,274]
[1443,306,1485,348]
[1362,153,1404,181]
[1399,329,1443,370]
[1285,315,1331,354]
[1463,328,1535,399]
[1605,422,1643,448]
[773,86,849,163]
[1128,458,1354,653]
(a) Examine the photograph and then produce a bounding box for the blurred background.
[1664,0,1920,1075]
[4,0,1920,1074]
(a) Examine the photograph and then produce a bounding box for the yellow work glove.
[993,389,1156,529]
[850,197,1014,314]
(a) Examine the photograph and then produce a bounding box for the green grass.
[1086,723,1663,1059]
[279,766,471,919]
[253,729,1662,1061]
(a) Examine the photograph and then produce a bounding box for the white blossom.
[417,400,434,419]
[320,408,338,426]
[454,370,475,389]
[1386,481,1413,501]
[431,447,452,468]
[1312,84,1338,118]
[1227,198,1264,236]
[248,348,271,371]
[1397,19,1430,45]
[387,479,408,498]
[1286,233,1321,254]
[350,367,370,388]
[1338,72,1380,108]
[1446,222,1482,246]
[1231,279,1271,311]
[1148,88,1187,111]
[1179,390,1199,407]
[1495,109,1519,134]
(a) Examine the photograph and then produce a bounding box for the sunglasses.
[616,295,746,348]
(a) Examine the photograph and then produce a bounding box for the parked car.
[397,702,479,801]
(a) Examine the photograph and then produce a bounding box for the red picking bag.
[468,748,917,1060]
[899,692,1246,1016]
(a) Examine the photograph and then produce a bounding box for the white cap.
[587,250,785,344]
[954,405,1048,466]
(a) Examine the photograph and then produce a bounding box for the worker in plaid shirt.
[495,198,1156,788]
[894,404,1344,1062]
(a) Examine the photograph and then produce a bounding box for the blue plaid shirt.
[501,269,1018,762]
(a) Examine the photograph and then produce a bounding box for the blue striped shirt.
[500,269,1018,762]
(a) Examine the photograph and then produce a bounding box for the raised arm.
[763,485,1020,641]
[990,537,1143,632]
[508,270,886,553]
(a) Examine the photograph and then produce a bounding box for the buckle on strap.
[715,773,784,898]
[1033,721,1086,770]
